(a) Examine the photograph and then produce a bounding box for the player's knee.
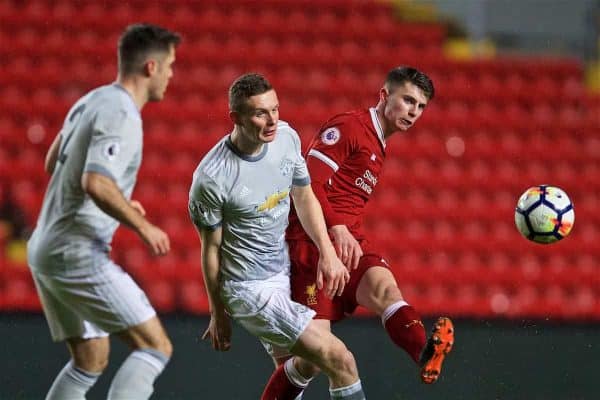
[154,335,173,358]
[382,284,403,303]
[73,353,109,374]
[95,355,110,372]
[139,330,173,358]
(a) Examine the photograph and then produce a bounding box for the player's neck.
[230,128,264,156]
[375,103,398,138]
[115,76,148,111]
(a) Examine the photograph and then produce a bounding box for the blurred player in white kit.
[27,23,180,400]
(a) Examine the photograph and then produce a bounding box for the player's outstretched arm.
[291,184,349,298]
[81,172,170,255]
[197,226,231,351]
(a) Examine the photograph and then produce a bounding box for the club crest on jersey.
[280,158,294,176]
[320,127,340,145]
[305,284,318,305]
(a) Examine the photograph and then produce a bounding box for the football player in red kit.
[261,67,454,400]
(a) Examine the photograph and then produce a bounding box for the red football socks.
[261,361,305,400]
[382,302,426,363]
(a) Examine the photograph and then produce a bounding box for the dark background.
[2,314,598,400]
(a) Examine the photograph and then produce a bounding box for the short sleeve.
[189,173,224,230]
[290,129,310,187]
[84,107,138,181]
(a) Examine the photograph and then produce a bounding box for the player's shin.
[107,348,170,400]
[381,300,426,363]
[261,357,312,400]
[46,360,101,400]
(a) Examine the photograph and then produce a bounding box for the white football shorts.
[30,260,156,342]
[221,270,316,355]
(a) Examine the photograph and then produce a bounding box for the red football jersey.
[287,108,386,241]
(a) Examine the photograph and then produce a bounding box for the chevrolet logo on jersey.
[257,190,289,212]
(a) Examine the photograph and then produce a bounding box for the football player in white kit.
[189,73,367,399]
[27,24,180,400]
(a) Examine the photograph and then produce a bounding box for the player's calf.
[290,322,365,399]
[108,317,172,399]
[381,300,427,363]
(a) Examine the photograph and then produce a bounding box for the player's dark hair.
[385,66,435,100]
[229,73,273,113]
[118,23,181,76]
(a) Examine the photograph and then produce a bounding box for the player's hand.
[329,225,363,270]
[202,313,232,351]
[316,249,350,299]
[138,223,170,256]
[129,199,146,216]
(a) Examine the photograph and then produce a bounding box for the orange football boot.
[420,317,454,384]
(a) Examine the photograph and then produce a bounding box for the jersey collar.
[225,135,269,162]
[112,83,141,118]
[369,107,386,149]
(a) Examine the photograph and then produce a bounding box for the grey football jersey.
[189,121,310,282]
[28,84,142,270]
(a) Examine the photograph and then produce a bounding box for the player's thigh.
[290,240,345,321]
[116,316,172,356]
[223,273,315,352]
[355,266,404,314]
[290,319,344,368]
[31,271,109,342]
[66,336,110,373]
[263,343,294,367]
[264,319,331,367]
[58,261,157,335]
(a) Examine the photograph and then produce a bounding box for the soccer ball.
[514,185,574,244]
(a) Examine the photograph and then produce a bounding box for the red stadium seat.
[0,0,597,320]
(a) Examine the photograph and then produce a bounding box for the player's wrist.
[210,307,227,318]
[316,241,337,258]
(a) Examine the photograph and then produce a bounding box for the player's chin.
[149,91,165,102]
[261,130,277,142]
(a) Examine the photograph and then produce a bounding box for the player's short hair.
[385,66,435,100]
[118,23,181,76]
[229,73,273,113]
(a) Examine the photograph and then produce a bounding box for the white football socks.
[45,360,100,400]
[107,348,170,400]
[329,379,365,399]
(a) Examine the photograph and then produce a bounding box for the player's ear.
[143,59,158,77]
[379,87,389,103]
[229,110,241,125]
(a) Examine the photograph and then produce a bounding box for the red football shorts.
[289,239,390,322]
